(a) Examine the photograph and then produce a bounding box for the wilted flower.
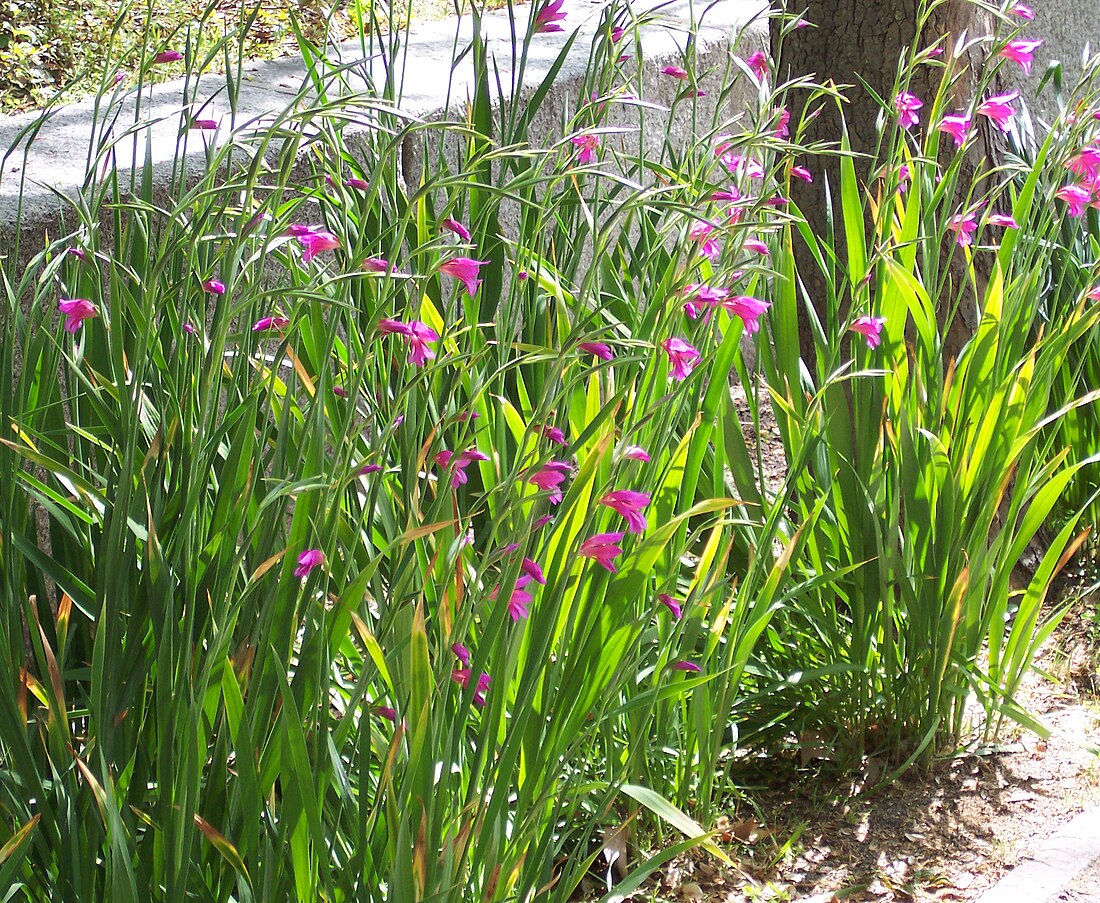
[894,91,924,130]
[850,315,886,349]
[528,461,572,504]
[252,316,290,332]
[977,91,1019,131]
[658,593,683,619]
[579,341,614,360]
[440,256,489,297]
[571,133,600,165]
[599,490,651,534]
[58,298,97,333]
[578,532,626,572]
[661,337,701,380]
[720,295,771,334]
[938,114,972,148]
[1000,38,1042,74]
[294,549,323,578]
[533,0,566,33]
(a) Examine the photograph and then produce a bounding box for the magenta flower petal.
[58,298,97,333]
[658,593,683,619]
[999,38,1042,75]
[344,178,370,191]
[720,295,771,334]
[571,133,600,165]
[938,114,972,148]
[1010,2,1034,19]
[202,278,225,294]
[452,643,470,666]
[528,461,572,504]
[744,50,769,81]
[670,660,702,673]
[976,91,1019,131]
[1056,184,1091,217]
[442,217,472,241]
[252,316,290,332]
[520,558,546,585]
[850,315,886,349]
[579,341,614,361]
[987,213,1018,228]
[949,211,979,246]
[439,256,489,297]
[894,91,923,130]
[294,548,324,578]
[661,337,701,380]
[620,444,650,462]
[578,532,626,572]
[536,424,567,445]
[297,230,340,262]
[153,50,183,64]
[533,0,566,33]
[661,65,689,80]
[599,490,651,535]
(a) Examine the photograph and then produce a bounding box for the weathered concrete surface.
[975,805,1100,903]
[1001,0,1100,117]
[0,0,768,273]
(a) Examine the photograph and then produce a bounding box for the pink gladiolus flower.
[658,593,683,619]
[662,65,689,80]
[452,643,470,666]
[534,0,566,33]
[1056,184,1091,217]
[1067,148,1100,180]
[671,660,702,673]
[599,490,651,534]
[452,450,489,488]
[534,515,554,529]
[987,213,1018,228]
[377,318,410,336]
[252,316,290,332]
[58,298,97,333]
[191,118,218,130]
[363,257,391,273]
[358,463,383,475]
[297,229,340,262]
[720,295,771,334]
[949,211,979,246]
[1010,2,1035,20]
[294,549,323,578]
[578,532,625,572]
[977,91,1019,131]
[744,238,769,256]
[1087,286,1100,302]
[579,341,614,360]
[775,107,790,139]
[610,26,625,43]
[344,178,369,190]
[153,50,183,64]
[938,114,972,148]
[374,706,397,722]
[709,187,742,203]
[202,278,225,294]
[442,217,471,241]
[894,91,923,130]
[528,461,572,504]
[537,424,567,445]
[333,386,348,398]
[745,50,769,81]
[790,165,813,183]
[67,247,87,262]
[183,323,196,336]
[491,574,534,621]
[662,337,701,380]
[521,557,546,584]
[850,315,886,349]
[571,133,600,165]
[406,321,440,367]
[440,256,489,297]
[689,221,721,258]
[451,668,490,705]
[1000,38,1042,74]
[620,444,650,462]
[719,153,765,179]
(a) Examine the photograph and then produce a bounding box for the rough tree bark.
[770,0,994,363]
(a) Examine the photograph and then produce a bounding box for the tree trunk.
[770,0,993,364]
